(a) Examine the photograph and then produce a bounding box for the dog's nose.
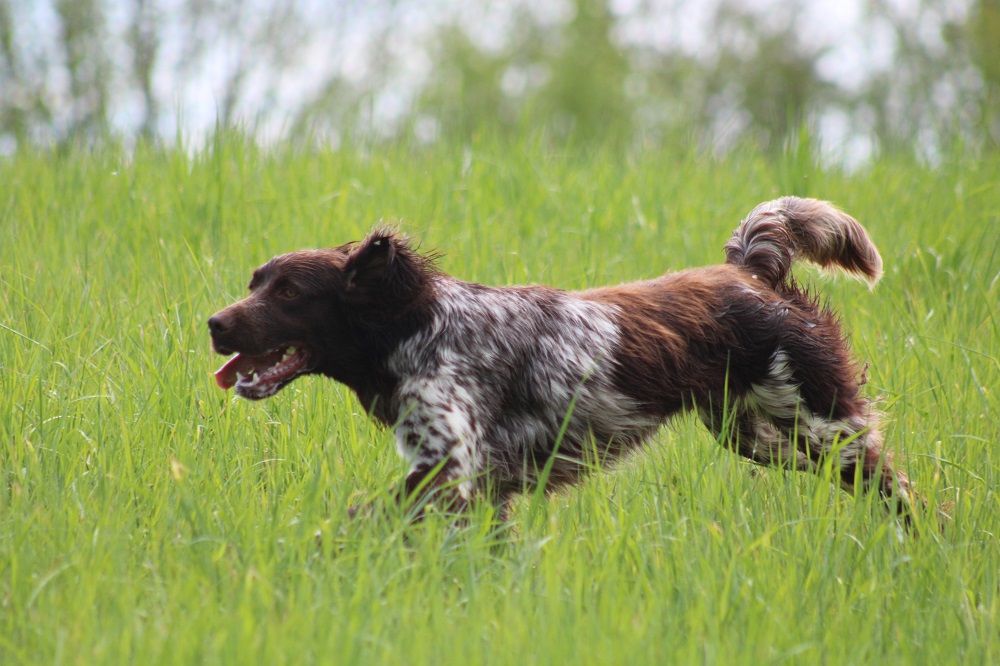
[208,314,230,336]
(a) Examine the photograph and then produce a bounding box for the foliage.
[0,0,998,156]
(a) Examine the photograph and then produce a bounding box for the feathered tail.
[724,196,882,288]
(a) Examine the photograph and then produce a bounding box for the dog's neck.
[324,284,440,425]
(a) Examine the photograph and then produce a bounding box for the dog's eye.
[277,284,301,300]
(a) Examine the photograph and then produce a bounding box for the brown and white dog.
[208,197,915,520]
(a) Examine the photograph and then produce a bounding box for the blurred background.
[1,0,997,165]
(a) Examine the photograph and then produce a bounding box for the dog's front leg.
[396,458,470,518]
[345,459,468,520]
[392,376,484,517]
[350,381,484,520]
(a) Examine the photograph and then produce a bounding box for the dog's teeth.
[286,346,296,355]
[236,371,246,382]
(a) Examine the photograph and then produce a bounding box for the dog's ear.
[343,227,434,307]
[344,228,399,290]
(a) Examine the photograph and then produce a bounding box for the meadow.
[1,136,997,664]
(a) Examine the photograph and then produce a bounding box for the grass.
[1,134,998,664]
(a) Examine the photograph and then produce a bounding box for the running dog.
[208,197,915,520]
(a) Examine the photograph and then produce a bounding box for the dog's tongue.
[214,351,283,389]
[214,354,248,389]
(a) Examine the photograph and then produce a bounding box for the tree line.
[1,0,997,158]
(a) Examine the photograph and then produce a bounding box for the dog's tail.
[724,196,883,288]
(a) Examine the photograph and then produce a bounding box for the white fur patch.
[387,278,658,495]
[742,348,872,468]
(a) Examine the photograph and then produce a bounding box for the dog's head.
[208,228,435,399]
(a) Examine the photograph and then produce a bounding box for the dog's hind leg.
[701,402,916,522]
[701,349,917,522]
[752,349,917,520]
[699,400,817,472]
[827,413,916,519]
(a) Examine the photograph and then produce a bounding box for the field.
[1,136,998,664]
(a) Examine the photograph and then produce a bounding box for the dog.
[208,197,915,521]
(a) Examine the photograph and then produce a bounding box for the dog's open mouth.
[214,345,310,399]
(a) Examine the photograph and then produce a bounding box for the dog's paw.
[347,497,381,520]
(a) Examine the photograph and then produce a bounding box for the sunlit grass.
[1,136,997,664]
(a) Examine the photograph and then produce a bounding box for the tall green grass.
[1,136,997,664]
